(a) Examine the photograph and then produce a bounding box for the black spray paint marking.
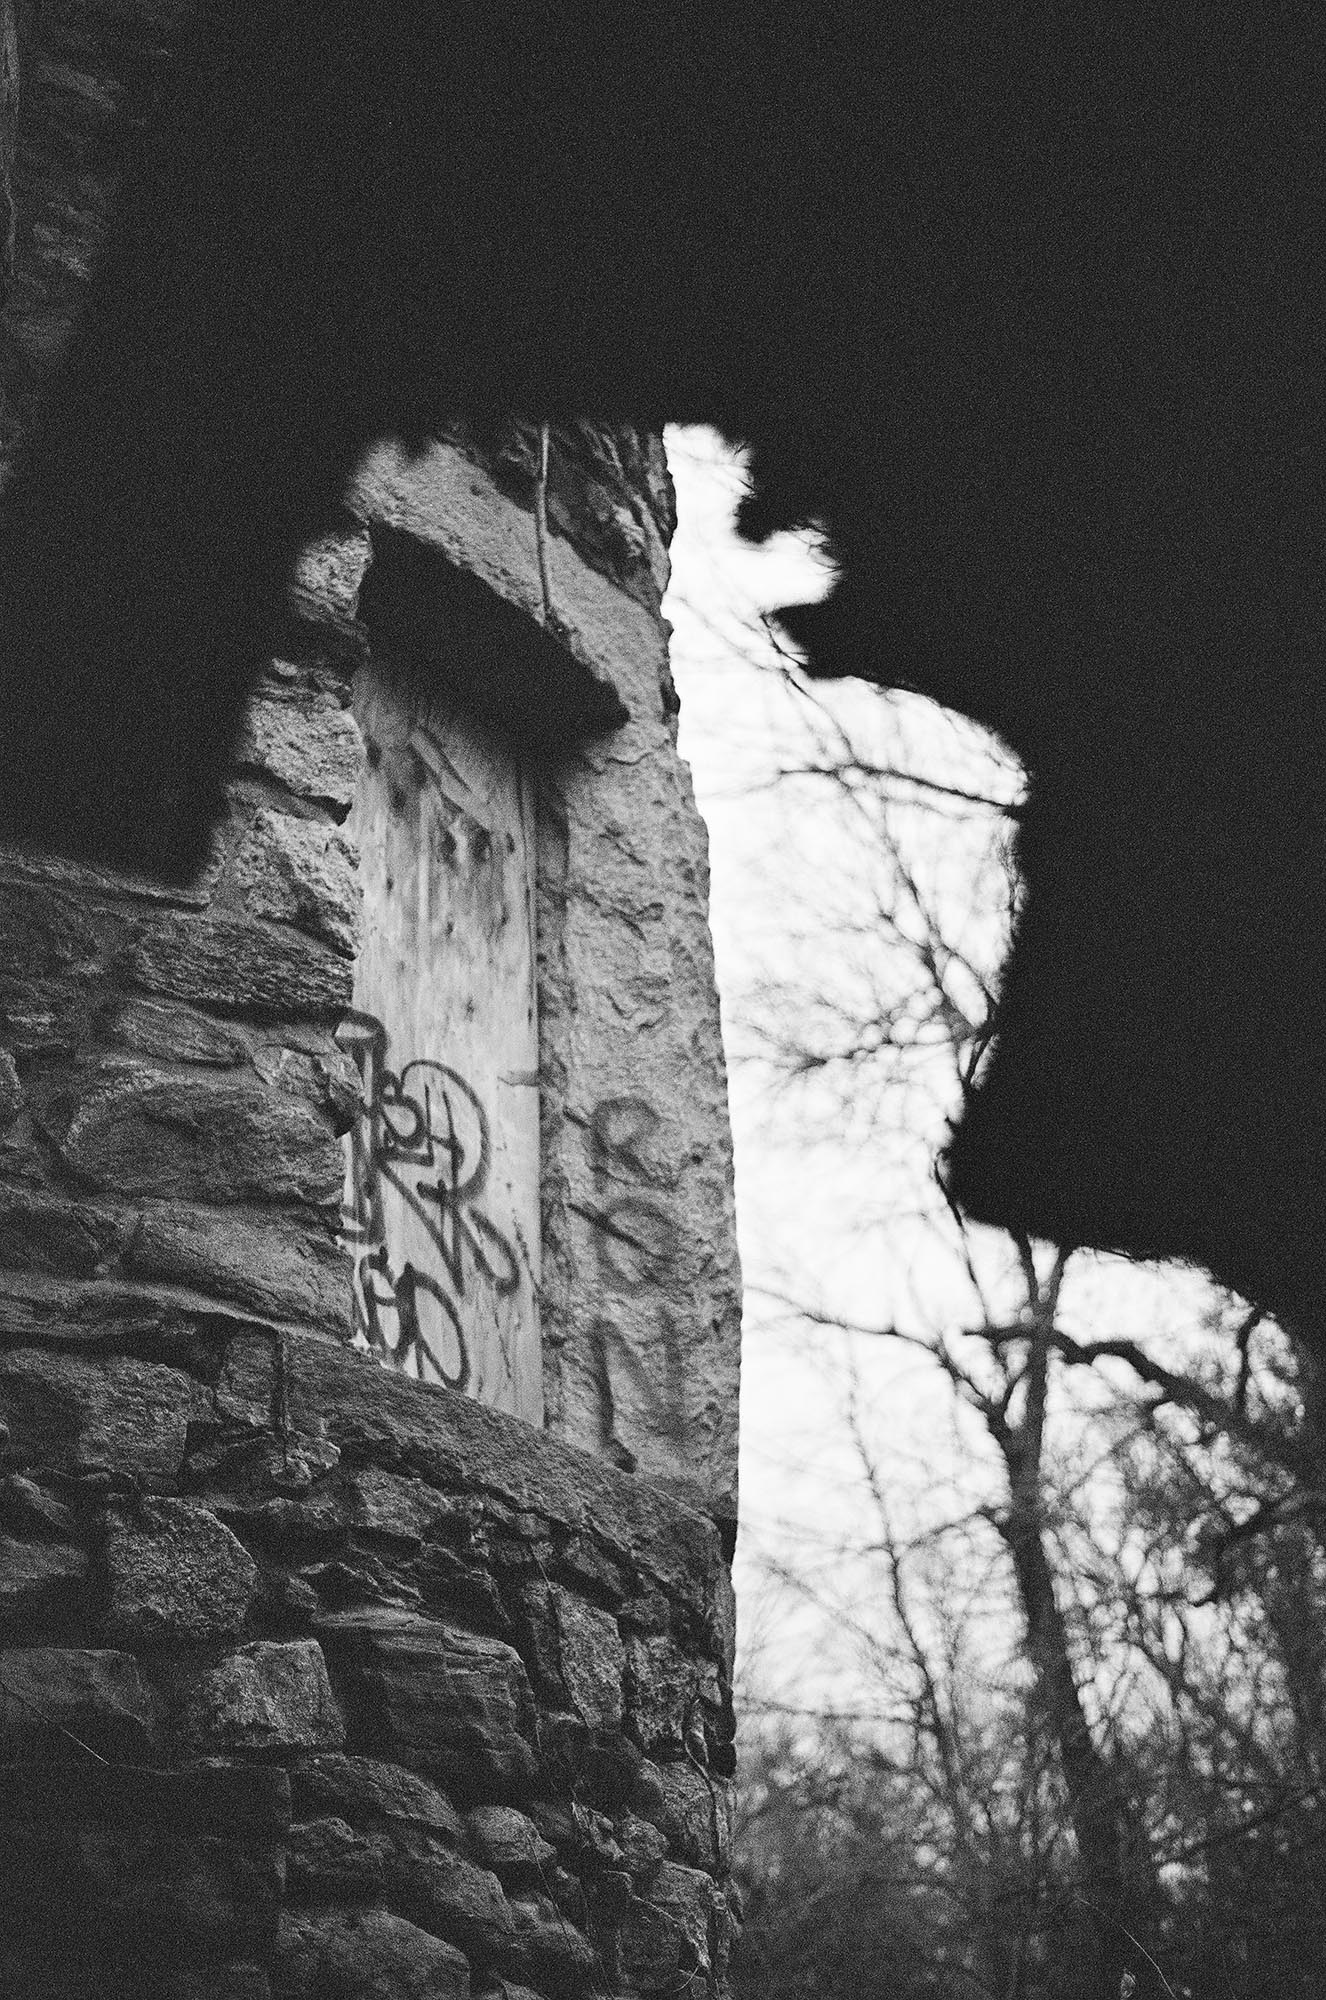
[337,1008,519,1389]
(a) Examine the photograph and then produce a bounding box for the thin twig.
[535,419,555,627]
[1072,1893,1178,2000]
[0,1673,110,1764]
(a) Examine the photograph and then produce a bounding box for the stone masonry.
[0,9,743,1997]
[0,1333,738,1999]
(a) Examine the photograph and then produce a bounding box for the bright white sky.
[662,423,991,1710]
[661,425,1236,1720]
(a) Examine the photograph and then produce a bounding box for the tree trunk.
[998,1300,1151,1999]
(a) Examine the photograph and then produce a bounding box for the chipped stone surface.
[275,1907,470,2000]
[230,809,360,959]
[340,1468,440,1545]
[0,1346,191,1477]
[636,1761,734,1876]
[318,1609,538,1797]
[0,1472,76,1538]
[285,1815,389,1903]
[0,1184,120,1278]
[497,1895,600,1999]
[389,1847,514,1964]
[128,908,353,1019]
[618,1897,692,1995]
[283,1337,726,1618]
[552,1589,624,1732]
[105,1498,258,1646]
[292,1755,465,1852]
[101,995,249,1067]
[647,1860,719,1974]
[466,1806,558,1885]
[624,1632,697,1756]
[0,1048,23,1130]
[54,1065,343,1205]
[234,687,363,813]
[614,1810,669,1884]
[184,1640,345,1756]
[127,1202,348,1333]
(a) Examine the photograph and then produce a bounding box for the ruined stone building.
[0,12,743,1996]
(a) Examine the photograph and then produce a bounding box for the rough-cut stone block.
[594,1866,633,1922]
[282,1337,727,1620]
[389,1848,514,1964]
[646,1862,717,1974]
[343,1469,440,1545]
[508,1578,563,1698]
[105,1498,257,1646]
[0,1533,87,1633]
[318,1610,539,1798]
[184,1640,344,1756]
[275,1907,469,2000]
[613,1811,668,1883]
[231,809,360,958]
[0,1269,203,1363]
[236,689,363,813]
[538,1714,640,1813]
[285,1815,388,1903]
[552,1530,629,1606]
[128,1203,348,1333]
[617,1899,690,1995]
[212,1335,279,1431]
[0,1184,123,1279]
[623,1634,695,1756]
[128,909,352,1020]
[0,1646,157,1761]
[292,1754,464,1852]
[54,1066,342,1205]
[0,1475,76,1539]
[0,880,107,994]
[0,1348,191,1477]
[466,1806,558,1886]
[497,1896,600,2000]
[634,1762,732,1875]
[102,996,248,1067]
[416,1547,514,1642]
[552,1590,624,1733]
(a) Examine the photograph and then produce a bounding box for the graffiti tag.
[337,1009,519,1388]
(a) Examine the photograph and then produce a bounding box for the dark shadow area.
[1,4,1323,1325]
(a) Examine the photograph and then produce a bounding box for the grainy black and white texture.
[4,2,1325,1326]
[0,10,741,1995]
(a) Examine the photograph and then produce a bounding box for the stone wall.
[0,8,743,1997]
[0,585,742,1992]
[0,1331,738,1999]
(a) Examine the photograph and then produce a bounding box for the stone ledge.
[280,1334,726,1619]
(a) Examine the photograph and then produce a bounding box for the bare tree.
[666,430,1326,1998]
